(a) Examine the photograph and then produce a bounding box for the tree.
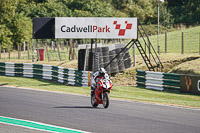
[0,25,13,50]
[123,0,154,23]
[66,0,117,17]
[0,0,19,50]
[11,13,32,46]
[0,0,18,23]
[159,3,174,27]
[167,0,200,25]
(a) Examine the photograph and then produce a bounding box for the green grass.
[127,26,200,57]
[144,26,200,54]
[1,75,200,108]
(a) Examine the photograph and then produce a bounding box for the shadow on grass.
[0,83,8,86]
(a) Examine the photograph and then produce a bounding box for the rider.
[91,68,111,95]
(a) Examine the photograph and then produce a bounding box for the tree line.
[0,0,199,51]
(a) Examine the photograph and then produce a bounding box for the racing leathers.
[91,71,112,94]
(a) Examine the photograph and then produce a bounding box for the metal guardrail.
[136,70,180,91]
[0,62,91,87]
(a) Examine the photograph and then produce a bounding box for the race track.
[0,86,200,133]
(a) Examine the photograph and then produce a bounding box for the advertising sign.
[55,17,138,39]
[180,75,200,95]
[33,18,55,39]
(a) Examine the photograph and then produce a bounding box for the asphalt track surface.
[0,86,200,133]
[0,123,48,133]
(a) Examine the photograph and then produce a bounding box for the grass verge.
[0,75,200,108]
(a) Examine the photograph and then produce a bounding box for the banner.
[180,75,200,95]
[55,17,138,39]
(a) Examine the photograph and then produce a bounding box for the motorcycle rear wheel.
[91,94,98,107]
[103,92,109,108]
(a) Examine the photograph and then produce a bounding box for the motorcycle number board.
[55,17,137,39]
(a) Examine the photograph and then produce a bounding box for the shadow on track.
[54,106,101,109]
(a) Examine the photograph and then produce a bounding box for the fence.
[147,31,200,54]
[0,41,78,61]
[0,62,91,87]
[0,39,123,62]
[136,70,180,91]
[1,30,199,62]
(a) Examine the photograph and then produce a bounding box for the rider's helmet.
[99,68,106,77]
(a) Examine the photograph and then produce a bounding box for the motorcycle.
[91,78,113,108]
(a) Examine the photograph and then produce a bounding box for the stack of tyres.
[93,52,99,72]
[97,48,104,69]
[115,48,125,72]
[109,50,119,74]
[102,47,110,73]
[78,49,86,71]
[123,48,132,69]
[78,44,132,73]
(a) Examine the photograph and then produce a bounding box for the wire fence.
[0,30,199,62]
[148,31,200,54]
[0,41,78,62]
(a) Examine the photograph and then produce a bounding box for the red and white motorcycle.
[91,77,113,108]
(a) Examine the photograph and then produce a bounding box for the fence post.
[133,43,136,67]
[69,40,72,60]
[8,43,10,59]
[45,43,50,61]
[23,42,26,51]
[18,43,21,59]
[165,32,167,53]
[84,45,88,71]
[27,43,30,60]
[32,38,34,62]
[66,41,69,52]
[73,41,78,59]
[0,43,1,59]
[182,32,184,54]
[72,42,75,60]
[36,42,40,61]
[61,42,64,51]
[199,32,200,55]
[57,42,62,61]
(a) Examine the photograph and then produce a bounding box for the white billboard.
[55,17,137,39]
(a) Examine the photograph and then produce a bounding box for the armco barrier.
[136,70,180,91]
[0,62,91,87]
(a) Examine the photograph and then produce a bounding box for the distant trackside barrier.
[136,70,180,91]
[0,62,91,87]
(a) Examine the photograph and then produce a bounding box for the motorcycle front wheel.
[103,92,109,108]
[91,94,98,107]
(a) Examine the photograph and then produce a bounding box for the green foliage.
[0,0,199,51]
[0,25,12,49]
[124,0,154,23]
[142,24,175,36]
[167,0,200,25]
[67,0,117,17]
[159,3,174,27]
[0,0,18,23]
[11,13,32,44]
[0,0,18,50]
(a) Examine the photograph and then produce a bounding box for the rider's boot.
[91,87,95,96]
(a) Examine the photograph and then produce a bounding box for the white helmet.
[99,68,106,76]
